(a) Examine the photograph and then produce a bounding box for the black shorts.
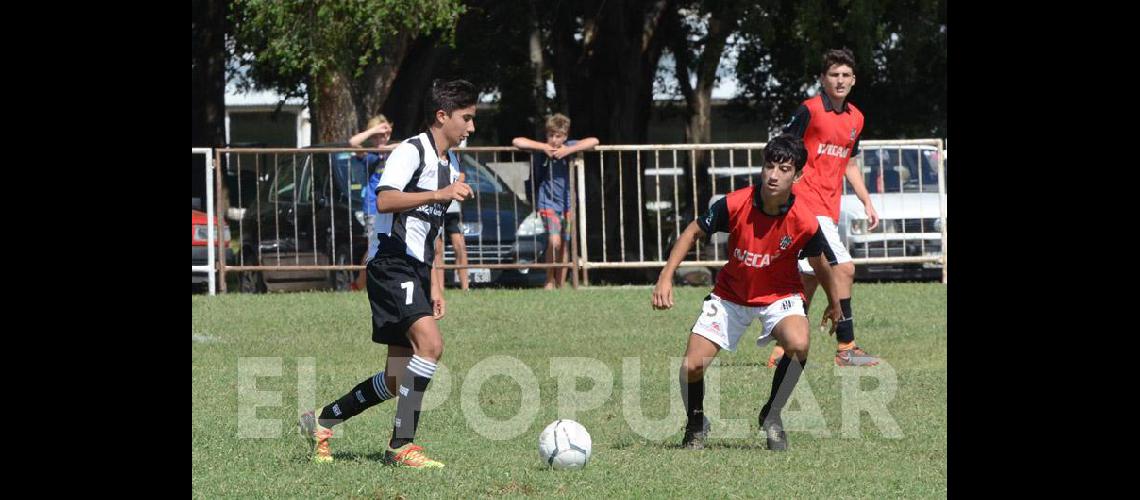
[444,212,461,236]
[366,254,433,346]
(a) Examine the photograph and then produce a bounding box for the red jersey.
[786,94,864,222]
[698,186,827,306]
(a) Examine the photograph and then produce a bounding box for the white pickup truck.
[839,144,946,280]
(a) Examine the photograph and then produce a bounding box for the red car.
[192,209,234,291]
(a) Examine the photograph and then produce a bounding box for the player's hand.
[820,300,842,335]
[544,147,559,158]
[864,202,880,231]
[439,172,472,202]
[432,292,446,320]
[552,146,572,160]
[652,279,674,310]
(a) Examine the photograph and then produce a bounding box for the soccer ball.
[538,419,592,470]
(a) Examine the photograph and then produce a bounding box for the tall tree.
[192,0,231,212]
[661,0,744,218]
[547,0,674,262]
[734,0,946,138]
[380,0,540,144]
[229,0,465,143]
[664,1,741,148]
[192,0,229,150]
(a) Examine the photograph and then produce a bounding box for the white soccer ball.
[538,419,592,470]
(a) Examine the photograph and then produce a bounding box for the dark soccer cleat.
[681,416,710,450]
[760,413,788,451]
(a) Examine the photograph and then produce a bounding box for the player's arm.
[433,236,444,287]
[378,175,470,214]
[653,197,727,310]
[376,144,471,213]
[802,230,843,334]
[378,185,469,214]
[844,140,879,230]
[652,221,704,310]
[431,234,446,320]
[782,105,811,138]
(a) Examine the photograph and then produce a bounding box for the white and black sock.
[318,370,397,427]
[389,355,437,449]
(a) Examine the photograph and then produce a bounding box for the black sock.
[389,356,437,449]
[761,355,806,425]
[835,297,855,344]
[681,375,705,429]
[318,370,396,427]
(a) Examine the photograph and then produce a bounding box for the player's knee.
[682,358,706,381]
[416,340,444,361]
[836,262,856,279]
[782,337,810,358]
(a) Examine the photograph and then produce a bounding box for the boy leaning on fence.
[512,114,598,290]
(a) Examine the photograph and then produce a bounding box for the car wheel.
[663,266,712,286]
[239,270,267,294]
[331,251,354,291]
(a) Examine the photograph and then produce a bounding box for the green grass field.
[193,283,946,498]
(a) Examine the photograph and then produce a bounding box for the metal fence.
[192,148,218,295]
[202,139,946,293]
[572,139,946,283]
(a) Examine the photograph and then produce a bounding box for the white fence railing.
[574,139,947,283]
[192,148,216,295]
[198,139,946,293]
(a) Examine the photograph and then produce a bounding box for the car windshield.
[331,152,370,204]
[459,154,504,194]
[268,155,313,203]
[853,147,942,194]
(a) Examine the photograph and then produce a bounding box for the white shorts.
[690,293,806,351]
[798,215,852,276]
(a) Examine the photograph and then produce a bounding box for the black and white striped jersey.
[373,131,460,264]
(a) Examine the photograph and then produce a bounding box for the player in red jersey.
[652,134,842,452]
[771,47,882,368]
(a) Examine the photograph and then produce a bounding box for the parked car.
[838,144,945,280]
[192,208,234,291]
[232,145,551,292]
[234,144,369,293]
[441,153,548,287]
[686,145,947,282]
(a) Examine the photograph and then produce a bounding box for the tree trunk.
[191,0,231,219]
[355,32,413,131]
[528,0,547,135]
[382,34,451,139]
[312,69,358,144]
[553,0,670,263]
[685,90,713,213]
[666,3,736,221]
[191,0,227,149]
